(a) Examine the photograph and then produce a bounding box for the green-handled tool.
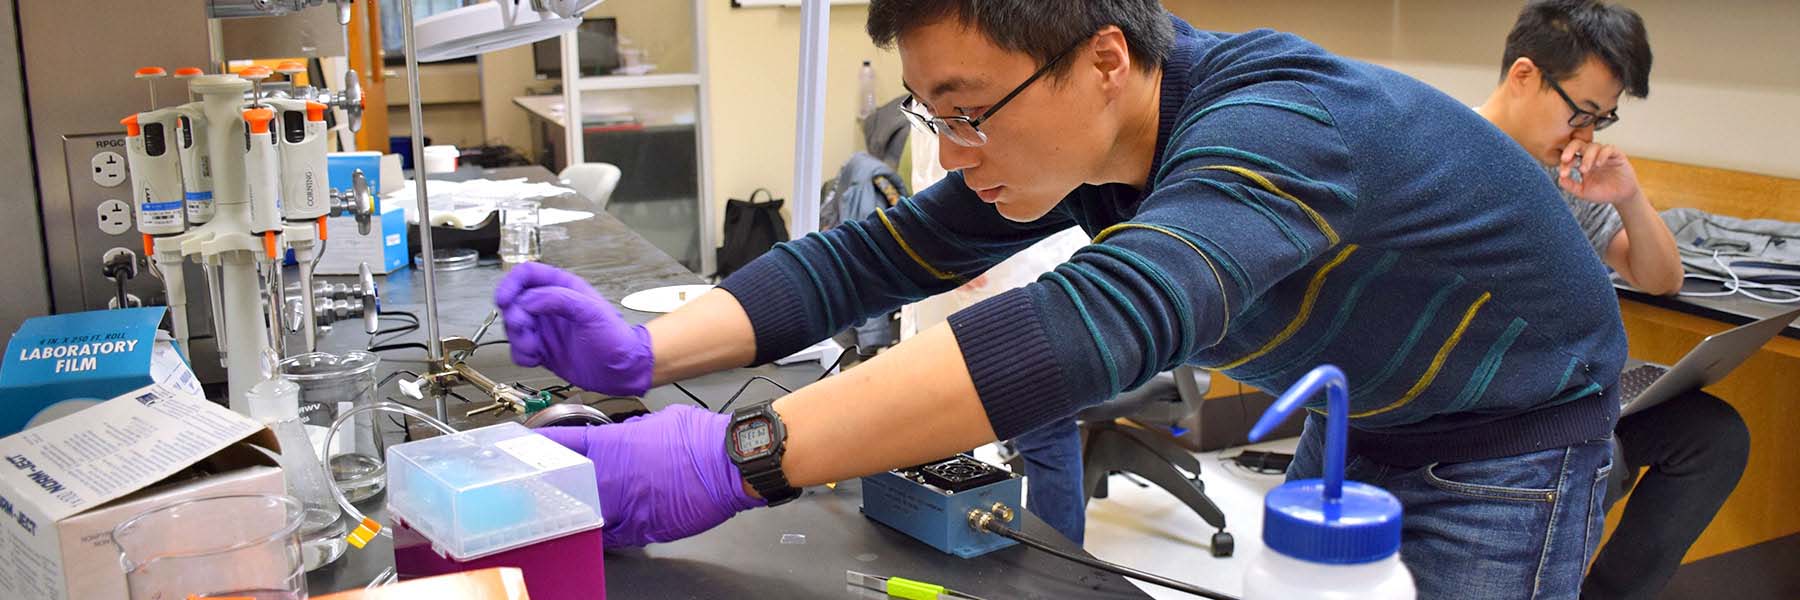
[845,570,988,600]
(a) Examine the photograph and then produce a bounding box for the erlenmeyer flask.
[247,377,348,570]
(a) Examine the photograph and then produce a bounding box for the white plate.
[621,284,715,313]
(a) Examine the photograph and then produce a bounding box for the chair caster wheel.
[1211,531,1234,557]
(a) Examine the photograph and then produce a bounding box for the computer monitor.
[533,18,622,78]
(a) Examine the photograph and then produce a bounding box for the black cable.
[378,369,422,391]
[367,310,422,348]
[715,376,793,414]
[367,342,429,354]
[814,344,860,382]
[669,381,711,411]
[979,521,1239,600]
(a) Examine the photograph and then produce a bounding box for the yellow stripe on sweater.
[874,208,960,281]
[1351,292,1493,419]
[1093,222,1233,344]
[1215,244,1358,371]
[1201,165,1340,245]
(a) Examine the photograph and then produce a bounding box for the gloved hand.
[536,405,765,548]
[494,262,653,397]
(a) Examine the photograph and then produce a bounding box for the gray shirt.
[1551,165,1625,256]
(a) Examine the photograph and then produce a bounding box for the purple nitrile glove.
[494,262,653,397]
[536,405,766,548]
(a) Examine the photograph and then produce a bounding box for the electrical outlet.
[91,151,127,187]
[97,199,132,235]
[107,293,144,310]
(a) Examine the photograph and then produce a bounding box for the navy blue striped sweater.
[720,17,1626,467]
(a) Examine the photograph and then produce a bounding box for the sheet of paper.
[0,383,261,521]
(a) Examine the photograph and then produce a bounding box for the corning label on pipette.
[494,434,586,471]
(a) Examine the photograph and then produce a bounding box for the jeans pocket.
[1423,460,1559,503]
[1582,458,1615,559]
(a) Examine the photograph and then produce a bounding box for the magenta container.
[393,517,606,599]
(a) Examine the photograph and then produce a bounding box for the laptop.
[1618,306,1800,416]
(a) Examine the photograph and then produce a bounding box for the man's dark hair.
[1502,0,1652,98]
[867,0,1173,77]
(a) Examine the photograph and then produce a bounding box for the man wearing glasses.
[1478,2,1748,598]
[497,1,1625,596]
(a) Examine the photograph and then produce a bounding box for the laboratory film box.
[0,307,203,437]
[319,151,410,275]
[0,382,282,600]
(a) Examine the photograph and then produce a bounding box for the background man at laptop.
[1476,2,1750,597]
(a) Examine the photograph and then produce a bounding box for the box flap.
[0,382,263,522]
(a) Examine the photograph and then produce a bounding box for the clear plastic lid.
[386,422,603,560]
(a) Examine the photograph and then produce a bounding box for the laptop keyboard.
[1619,364,1670,404]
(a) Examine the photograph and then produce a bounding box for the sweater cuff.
[718,255,816,366]
[947,289,1076,440]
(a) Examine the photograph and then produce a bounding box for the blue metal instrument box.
[859,455,1022,558]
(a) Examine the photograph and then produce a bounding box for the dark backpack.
[715,188,789,279]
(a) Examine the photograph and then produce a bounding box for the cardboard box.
[0,382,283,599]
[0,307,204,437]
[320,152,409,275]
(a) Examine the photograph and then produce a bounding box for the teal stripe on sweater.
[775,242,835,327]
[841,219,930,297]
[1552,356,1582,400]
[1350,276,1466,397]
[1186,178,1313,260]
[1447,317,1529,414]
[807,232,865,317]
[1234,298,1273,328]
[1082,244,1200,359]
[1155,147,1358,207]
[1239,250,1397,383]
[893,197,981,255]
[1553,382,1604,405]
[1141,222,1253,295]
[1066,262,1161,389]
[1168,97,1335,149]
[1042,269,1120,394]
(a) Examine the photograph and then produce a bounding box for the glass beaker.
[279,351,385,502]
[499,198,542,263]
[113,493,308,600]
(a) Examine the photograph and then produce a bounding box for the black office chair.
[1078,366,1233,556]
[1005,366,1235,556]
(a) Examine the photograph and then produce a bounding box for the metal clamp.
[296,262,379,334]
[329,169,375,235]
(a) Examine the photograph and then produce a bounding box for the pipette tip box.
[386,421,604,561]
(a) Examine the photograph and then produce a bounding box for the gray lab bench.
[304,166,1153,599]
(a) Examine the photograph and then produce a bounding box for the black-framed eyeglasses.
[1543,75,1620,131]
[898,34,1090,148]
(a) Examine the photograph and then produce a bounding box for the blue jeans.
[1013,417,1086,544]
[1290,414,1613,600]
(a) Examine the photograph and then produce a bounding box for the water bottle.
[1242,365,1416,599]
[858,60,878,122]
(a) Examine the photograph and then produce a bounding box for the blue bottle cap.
[1248,365,1403,565]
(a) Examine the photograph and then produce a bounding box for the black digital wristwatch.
[726,403,801,506]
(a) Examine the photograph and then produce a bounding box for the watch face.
[733,418,775,456]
